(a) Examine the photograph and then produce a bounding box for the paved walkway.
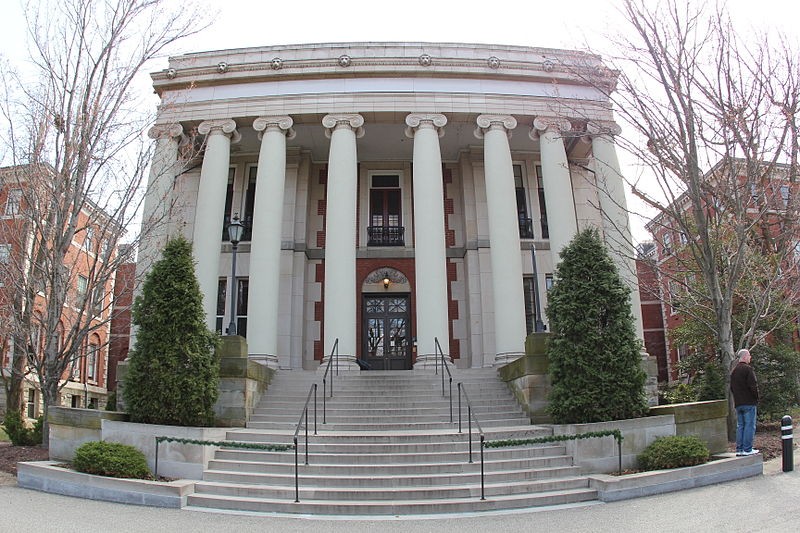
[1,458,797,532]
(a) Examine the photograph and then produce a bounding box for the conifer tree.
[124,237,220,426]
[546,228,648,423]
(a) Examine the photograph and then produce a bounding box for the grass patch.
[0,426,9,442]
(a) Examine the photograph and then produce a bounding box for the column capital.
[529,116,572,140]
[197,119,241,143]
[253,115,296,140]
[585,120,623,138]
[148,123,183,140]
[322,113,365,139]
[474,114,517,140]
[404,113,447,138]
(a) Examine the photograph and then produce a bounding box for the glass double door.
[361,294,411,370]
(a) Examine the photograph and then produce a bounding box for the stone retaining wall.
[48,407,129,461]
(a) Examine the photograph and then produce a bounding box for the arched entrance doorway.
[361,268,412,370]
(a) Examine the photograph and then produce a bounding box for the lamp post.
[226,213,245,335]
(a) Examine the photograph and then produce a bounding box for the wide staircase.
[186,368,598,516]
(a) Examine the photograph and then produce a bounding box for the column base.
[413,353,451,370]
[246,353,279,370]
[316,354,361,374]
[493,351,525,367]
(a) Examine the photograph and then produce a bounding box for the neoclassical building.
[139,42,644,371]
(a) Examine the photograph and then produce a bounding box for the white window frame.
[4,189,22,217]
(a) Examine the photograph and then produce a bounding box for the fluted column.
[195,119,240,331]
[138,123,183,276]
[475,115,527,365]
[247,116,296,368]
[322,114,364,367]
[531,117,578,265]
[405,113,450,366]
[588,122,644,340]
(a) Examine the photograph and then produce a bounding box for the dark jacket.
[730,362,759,407]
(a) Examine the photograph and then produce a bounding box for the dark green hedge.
[73,441,151,479]
[638,435,709,471]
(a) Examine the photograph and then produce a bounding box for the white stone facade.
[141,42,642,370]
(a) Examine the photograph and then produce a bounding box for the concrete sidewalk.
[1,458,797,532]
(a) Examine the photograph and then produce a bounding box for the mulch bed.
[0,442,50,476]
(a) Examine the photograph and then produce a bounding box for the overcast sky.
[1,0,799,243]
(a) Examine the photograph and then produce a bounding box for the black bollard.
[781,415,793,473]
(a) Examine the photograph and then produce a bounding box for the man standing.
[730,348,760,456]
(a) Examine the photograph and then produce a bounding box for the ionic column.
[322,114,364,367]
[475,115,527,365]
[138,123,183,277]
[531,117,578,265]
[588,122,644,340]
[405,113,450,366]
[247,116,296,368]
[195,119,240,331]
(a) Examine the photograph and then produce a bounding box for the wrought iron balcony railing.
[367,226,405,246]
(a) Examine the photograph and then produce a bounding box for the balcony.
[367,226,405,246]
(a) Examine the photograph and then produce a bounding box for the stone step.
[203,454,572,477]
[194,475,588,500]
[201,465,582,489]
[245,419,528,431]
[185,487,599,515]
[224,425,553,444]
[213,443,566,463]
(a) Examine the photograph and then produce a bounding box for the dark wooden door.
[361,295,411,370]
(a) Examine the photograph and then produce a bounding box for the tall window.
[83,227,94,252]
[236,278,249,338]
[77,275,88,304]
[780,185,790,207]
[221,167,235,241]
[523,276,537,334]
[5,189,22,216]
[535,166,549,239]
[216,279,226,334]
[26,389,36,418]
[92,285,104,316]
[87,342,99,381]
[242,166,258,241]
[368,175,403,246]
[514,165,534,239]
[0,243,10,264]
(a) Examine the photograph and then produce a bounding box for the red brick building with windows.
[0,165,120,418]
[642,160,800,382]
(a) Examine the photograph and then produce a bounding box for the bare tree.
[558,0,799,434]
[0,0,206,444]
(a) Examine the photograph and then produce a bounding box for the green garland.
[155,436,292,452]
[485,429,623,449]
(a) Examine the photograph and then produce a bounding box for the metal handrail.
[434,337,453,423]
[457,382,486,500]
[292,383,317,503]
[322,338,339,424]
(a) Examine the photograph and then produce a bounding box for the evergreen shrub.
[73,441,151,479]
[751,343,800,421]
[546,229,648,423]
[2,411,43,446]
[124,237,220,426]
[637,435,710,470]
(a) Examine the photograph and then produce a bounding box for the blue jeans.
[735,404,757,453]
